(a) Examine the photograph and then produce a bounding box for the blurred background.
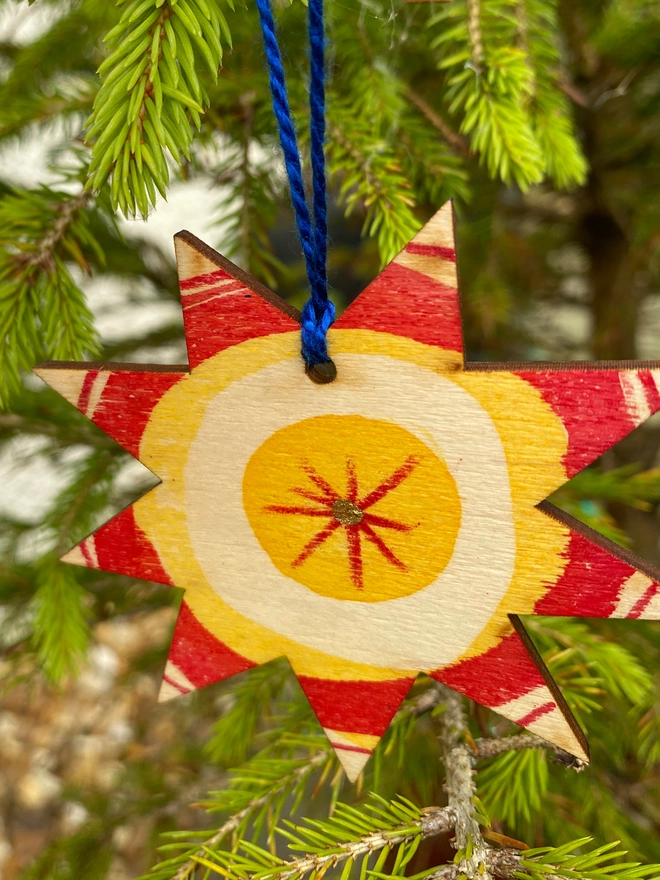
[2,0,660,876]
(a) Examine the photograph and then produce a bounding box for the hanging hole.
[305,360,337,384]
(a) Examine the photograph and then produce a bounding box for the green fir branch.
[144,740,335,880]
[428,0,586,189]
[326,111,420,266]
[0,186,101,410]
[517,0,588,188]
[517,838,660,880]
[185,795,453,880]
[87,0,232,217]
[30,557,91,683]
[204,659,298,766]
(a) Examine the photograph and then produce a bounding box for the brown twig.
[406,88,472,157]
[439,685,491,880]
[472,733,586,769]
[18,189,90,274]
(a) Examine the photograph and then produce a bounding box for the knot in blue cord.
[255,0,334,375]
[301,297,336,365]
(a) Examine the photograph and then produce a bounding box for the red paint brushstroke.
[329,742,372,755]
[628,583,659,619]
[359,522,406,570]
[639,369,660,413]
[162,673,190,695]
[297,676,415,736]
[405,242,456,261]
[179,268,238,290]
[168,601,255,688]
[516,701,555,727]
[534,530,635,618]
[180,272,297,367]
[77,369,99,414]
[518,370,656,478]
[347,526,363,589]
[434,632,545,707]
[90,371,184,459]
[91,507,175,587]
[292,520,342,566]
[80,539,94,568]
[335,262,463,353]
[360,456,420,509]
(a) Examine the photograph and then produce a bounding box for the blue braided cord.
[255,0,334,367]
[308,0,328,303]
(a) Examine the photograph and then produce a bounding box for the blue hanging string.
[255,0,335,372]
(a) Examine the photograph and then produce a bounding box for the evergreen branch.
[166,749,333,880]
[466,0,484,67]
[424,850,521,880]
[472,733,587,769]
[423,842,660,880]
[204,660,306,766]
[189,797,455,880]
[18,189,91,274]
[0,186,101,409]
[405,88,472,157]
[87,0,232,217]
[326,114,420,266]
[428,0,585,190]
[396,115,471,209]
[519,0,588,188]
[29,446,121,681]
[30,558,91,683]
[518,839,660,880]
[438,685,491,880]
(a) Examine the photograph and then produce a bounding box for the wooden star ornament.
[35,203,660,780]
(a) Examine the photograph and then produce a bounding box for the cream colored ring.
[184,352,515,670]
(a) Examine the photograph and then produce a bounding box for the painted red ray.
[174,231,300,368]
[34,365,185,459]
[347,526,364,589]
[159,600,257,701]
[360,521,407,570]
[503,365,660,480]
[360,455,420,509]
[301,462,339,500]
[335,202,463,354]
[434,621,589,762]
[61,502,174,586]
[532,501,660,620]
[295,673,416,780]
[346,459,359,503]
[293,519,342,567]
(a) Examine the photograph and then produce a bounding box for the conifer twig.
[472,733,586,769]
[18,189,91,274]
[262,808,455,880]
[172,749,332,880]
[426,849,521,880]
[466,0,484,68]
[438,685,491,880]
[405,89,472,157]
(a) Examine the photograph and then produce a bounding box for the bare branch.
[438,685,491,880]
[405,89,472,157]
[472,733,587,770]
[172,750,333,880]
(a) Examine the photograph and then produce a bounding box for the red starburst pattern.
[265,457,420,589]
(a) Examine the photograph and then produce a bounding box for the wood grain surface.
[35,201,660,780]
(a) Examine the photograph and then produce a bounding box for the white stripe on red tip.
[620,373,652,424]
[158,661,196,702]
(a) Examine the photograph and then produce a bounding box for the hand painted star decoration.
[36,203,660,780]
